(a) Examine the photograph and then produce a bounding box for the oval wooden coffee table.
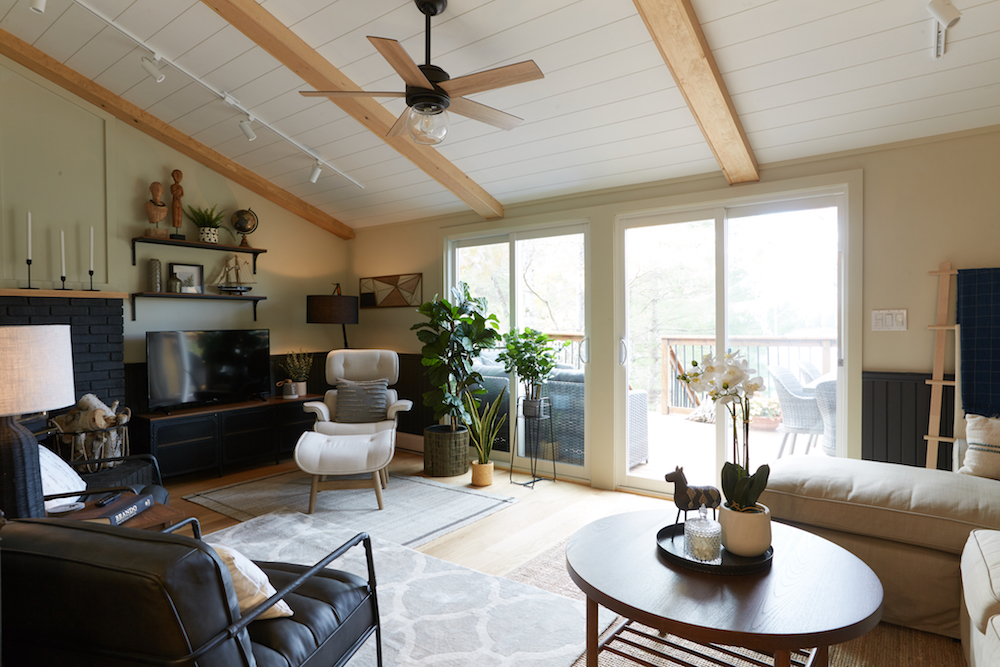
[566,511,883,667]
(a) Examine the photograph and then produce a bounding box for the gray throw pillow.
[335,378,389,423]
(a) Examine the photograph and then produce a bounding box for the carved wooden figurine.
[169,169,184,239]
[143,181,169,238]
[665,466,721,525]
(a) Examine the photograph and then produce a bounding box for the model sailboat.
[211,255,255,294]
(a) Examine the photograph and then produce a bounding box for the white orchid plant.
[678,351,770,512]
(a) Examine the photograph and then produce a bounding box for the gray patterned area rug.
[185,471,517,547]
[208,512,614,667]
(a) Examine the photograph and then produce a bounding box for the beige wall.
[4,47,999,487]
[0,57,350,362]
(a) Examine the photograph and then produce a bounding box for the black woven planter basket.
[423,425,470,477]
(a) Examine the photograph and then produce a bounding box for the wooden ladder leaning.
[925,261,959,468]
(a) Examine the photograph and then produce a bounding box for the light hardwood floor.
[165,450,671,576]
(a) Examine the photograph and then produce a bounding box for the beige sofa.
[760,456,1000,639]
[961,530,1000,666]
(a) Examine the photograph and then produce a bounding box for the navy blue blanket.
[957,268,1000,418]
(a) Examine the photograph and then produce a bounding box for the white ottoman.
[293,430,395,512]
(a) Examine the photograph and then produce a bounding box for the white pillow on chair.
[38,445,87,512]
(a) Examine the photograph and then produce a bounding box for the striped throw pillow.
[335,378,389,423]
[961,414,1000,480]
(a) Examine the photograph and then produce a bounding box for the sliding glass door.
[619,197,845,494]
[452,223,590,479]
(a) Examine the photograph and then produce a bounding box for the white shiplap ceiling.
[2,0,998,232]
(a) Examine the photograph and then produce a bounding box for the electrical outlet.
[871,309,907,331]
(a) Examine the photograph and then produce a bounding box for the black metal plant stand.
[510,396,556,489]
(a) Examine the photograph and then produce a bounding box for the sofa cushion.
[962,530,1000,634]
[250,561,375,667]
[760,457,1000,555]
[961,414,1000,480]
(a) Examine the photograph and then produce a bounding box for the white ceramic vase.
[719,502,772,557]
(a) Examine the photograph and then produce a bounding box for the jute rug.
[185,471,516,547]
[506,539,966,667]
[208,512,615,667]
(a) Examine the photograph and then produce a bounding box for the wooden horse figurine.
[665,466,721,525]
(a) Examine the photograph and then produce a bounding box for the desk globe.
[232,208,259,247]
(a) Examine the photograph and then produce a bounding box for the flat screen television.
[146,329,271,411]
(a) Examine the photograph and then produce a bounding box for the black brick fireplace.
[0,296,125,407]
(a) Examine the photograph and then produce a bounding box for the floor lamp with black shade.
[307,284,360,349]
[0,325,76,519]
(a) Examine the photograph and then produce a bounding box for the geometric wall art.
[359,273,423,308]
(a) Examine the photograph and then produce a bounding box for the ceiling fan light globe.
[407,107,449,145]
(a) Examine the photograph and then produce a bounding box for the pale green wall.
[0,57,350,362]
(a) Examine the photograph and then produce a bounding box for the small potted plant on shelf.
[679,351,771,557]
[185,204,234,244]
[280,350,313,398]
[411,282,501,477]
[497,327,567,417]
[461,387,507,486]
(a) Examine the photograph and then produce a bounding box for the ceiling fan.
[300,0,544,145]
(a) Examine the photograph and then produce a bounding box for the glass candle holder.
[684,505,722,564]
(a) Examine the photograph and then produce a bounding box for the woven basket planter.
[423,425,470,477]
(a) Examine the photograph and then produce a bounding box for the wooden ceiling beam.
[633,0,759,185]
[0,28,355,240]
[201,0,505,220]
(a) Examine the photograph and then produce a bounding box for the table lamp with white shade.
[0,325,76,519]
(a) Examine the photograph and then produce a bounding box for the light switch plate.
[872,309,907,331]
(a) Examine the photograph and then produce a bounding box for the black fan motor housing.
[415,0,447,16]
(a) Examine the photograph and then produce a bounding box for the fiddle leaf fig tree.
[412,282,501,431]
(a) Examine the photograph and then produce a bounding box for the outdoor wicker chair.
[768,365,823,458]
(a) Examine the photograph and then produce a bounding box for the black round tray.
[656,523,773,575]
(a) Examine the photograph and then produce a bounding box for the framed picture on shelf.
[169,263,204,294]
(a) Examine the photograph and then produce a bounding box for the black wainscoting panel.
[861,371,954,470]
[396,353,434,436]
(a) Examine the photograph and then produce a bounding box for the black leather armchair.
[0,518,382,667]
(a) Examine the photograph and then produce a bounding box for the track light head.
[928,0,961,28]
[29,0,45,14]
[239,116,256,142]
[141,56,165,83]
[309,162,323,184]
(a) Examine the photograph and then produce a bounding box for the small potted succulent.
[461,387,507,486]
[280,350,313,398]
[497,327,567,417]
[185,204,234,244]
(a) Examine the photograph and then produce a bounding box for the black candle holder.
[24,259,38,289]
[85,270,99,292]
[59,275,68,290]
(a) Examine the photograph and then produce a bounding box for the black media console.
[131,395,318,477]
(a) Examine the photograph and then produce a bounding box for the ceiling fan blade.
[300,91,405,98]
[439,61,543,98]
[368,36,433,89]
[386,108,410,138]
[448,97,523,131]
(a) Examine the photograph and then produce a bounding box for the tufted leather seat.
[0,518,381,667]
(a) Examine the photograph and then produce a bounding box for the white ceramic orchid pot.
[719,502,771,557]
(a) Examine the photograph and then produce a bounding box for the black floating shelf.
[132,237,267,273]
[130,292,266,321]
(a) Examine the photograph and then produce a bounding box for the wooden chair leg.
[309,475,319,514]
[372,471,385,510]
